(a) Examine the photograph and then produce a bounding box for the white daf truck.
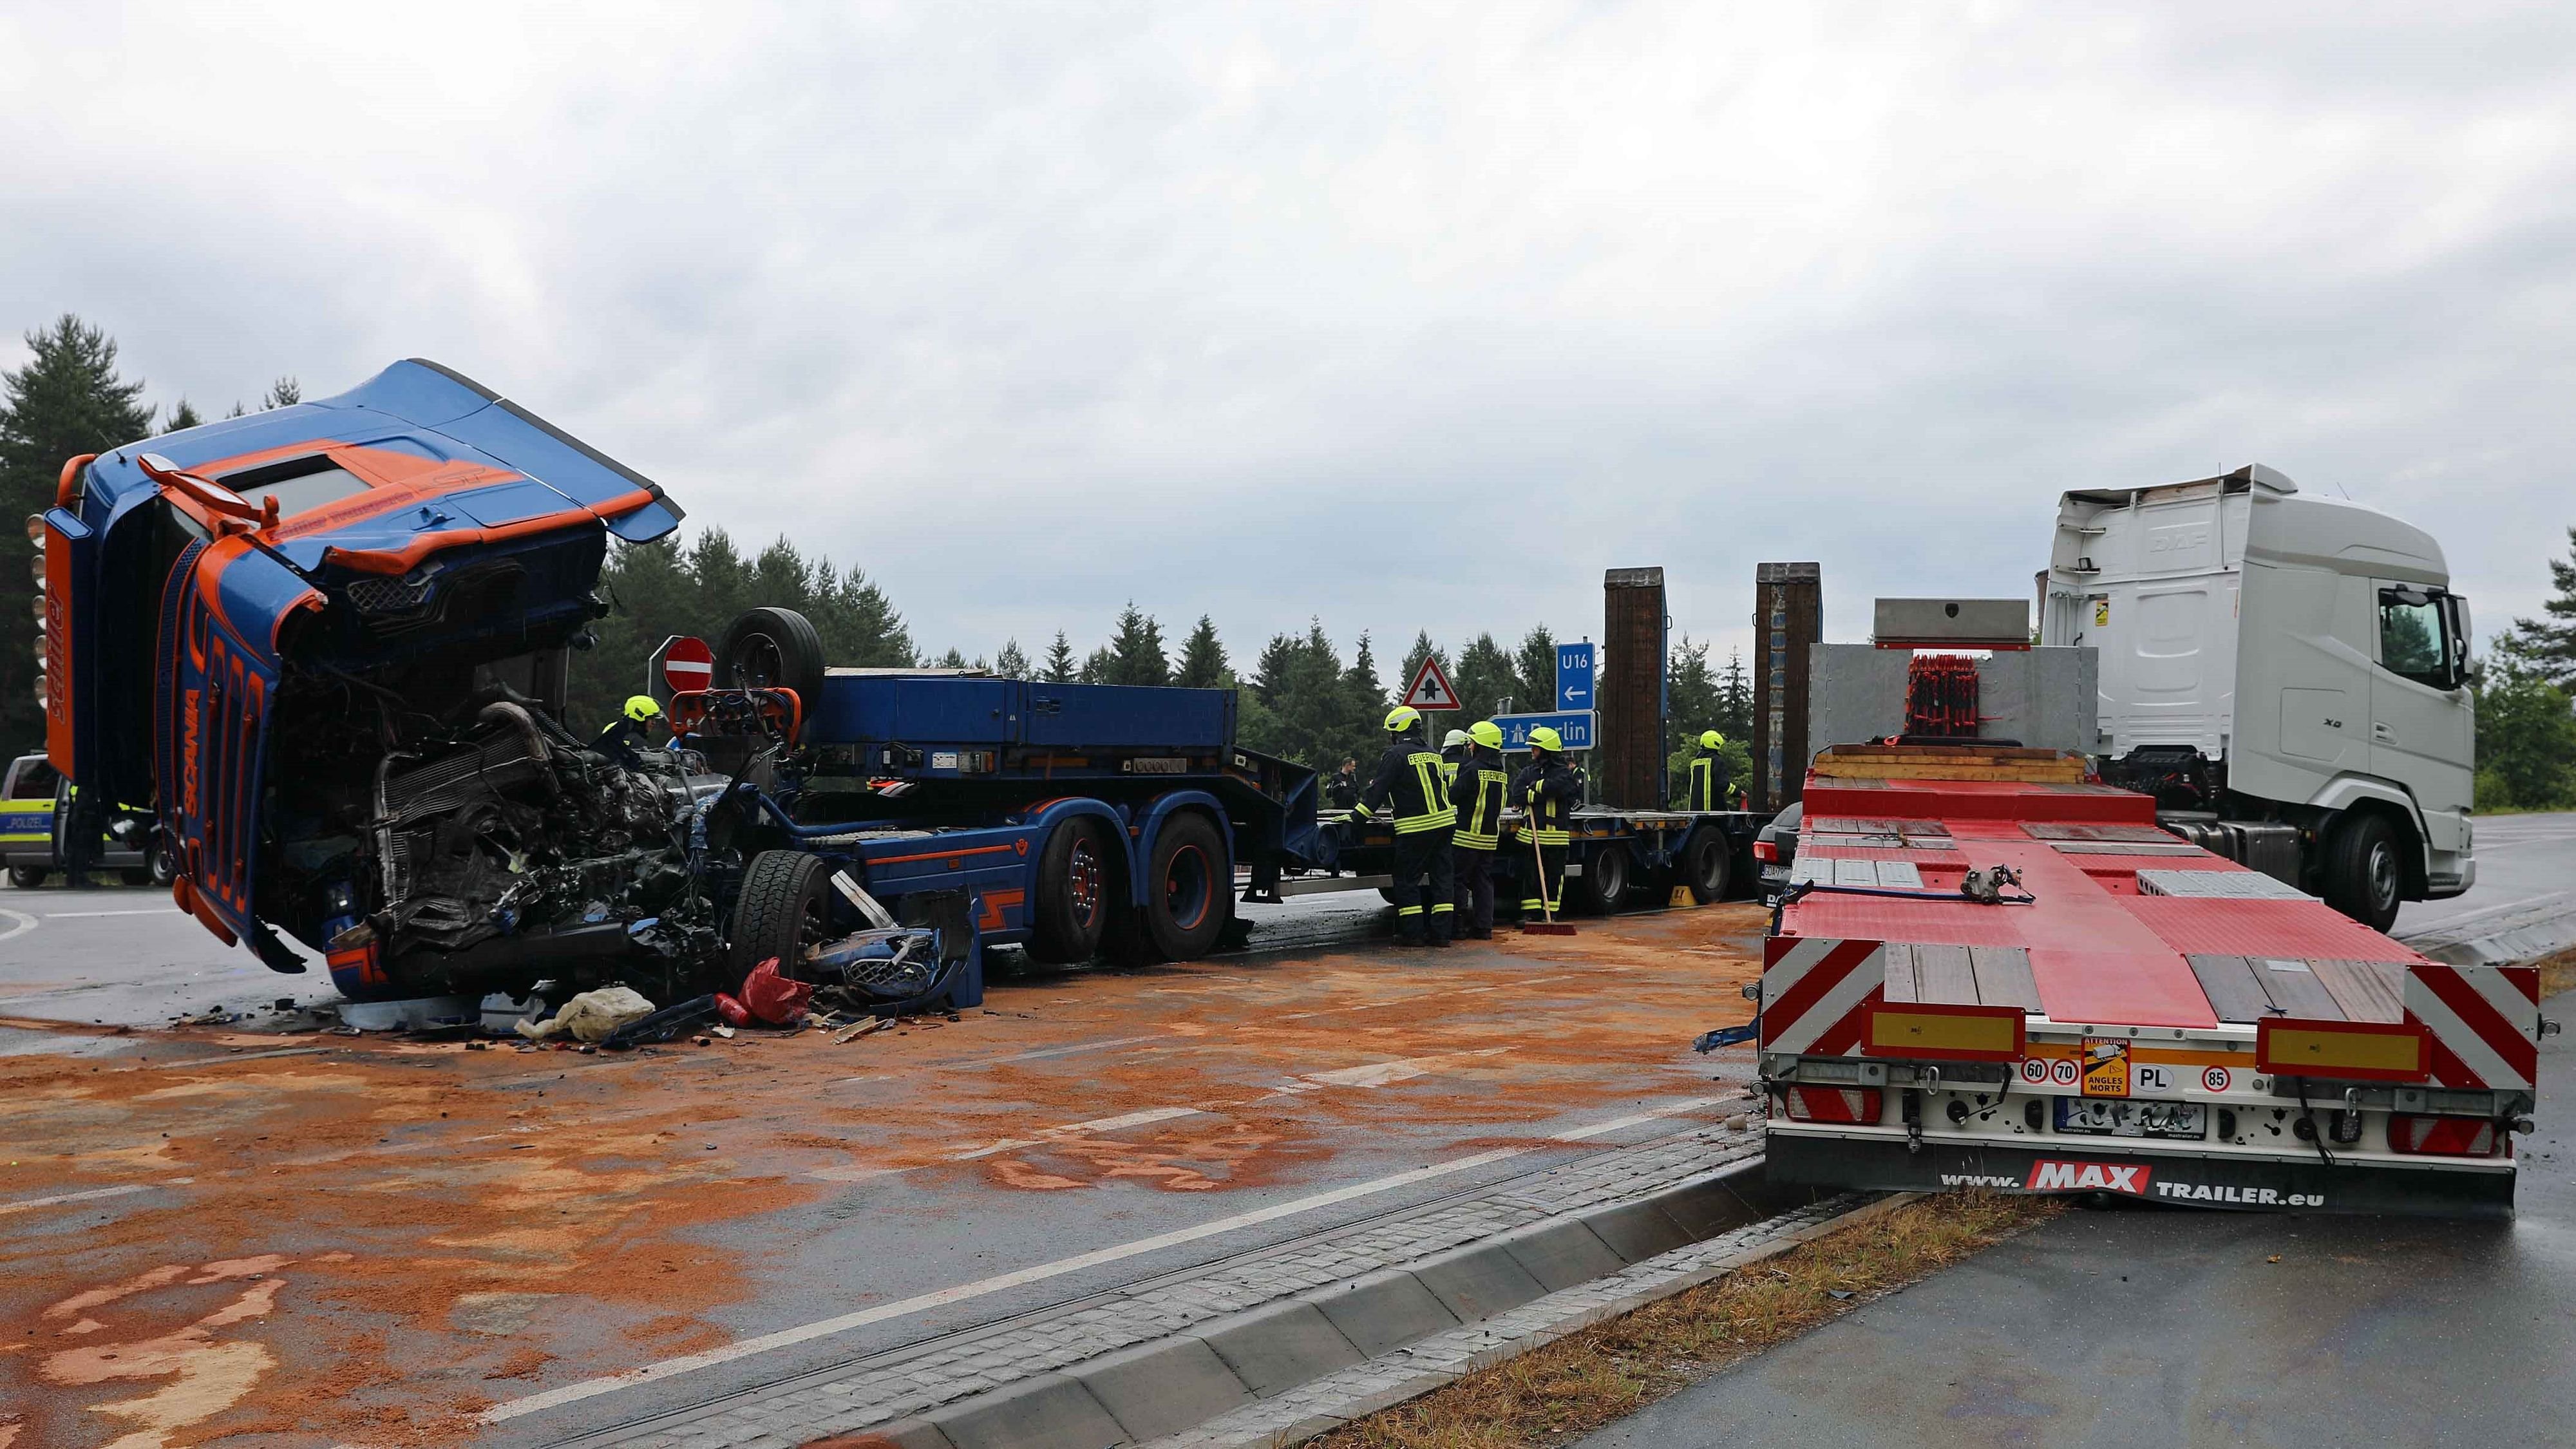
[2038,464,2476,930]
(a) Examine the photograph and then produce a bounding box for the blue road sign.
[1491,710,1595,752]
[1555,642,1596,710]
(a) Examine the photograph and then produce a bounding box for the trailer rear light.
[1753,839,1778,863]
[1864,1003,2025,1061]
[1781,1086,1884,1124]
[2387,1114,2499,1157]
[2256,1018,2427,1083]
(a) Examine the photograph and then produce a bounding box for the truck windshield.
[2377,587,2456,688]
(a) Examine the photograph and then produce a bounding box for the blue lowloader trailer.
[678,605,1774,1001]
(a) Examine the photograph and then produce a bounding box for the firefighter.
[1687,729,1732,812]
[1441,728,1471,787]
[594,694,663,764]
[1511,725,1581,922]
[1449,719,1510,940]
[1351,705,1457,947]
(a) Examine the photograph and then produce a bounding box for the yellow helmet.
[1443,728,1471,748]
[624,694,663,723]
[1383,705,1422,734]
[1700,730,1725,750]
[1528,726,1563,753]
[1469,719,1503,750]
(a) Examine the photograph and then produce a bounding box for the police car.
[3,753,170,888]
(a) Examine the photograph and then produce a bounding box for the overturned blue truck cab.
[31,361,1334,1009]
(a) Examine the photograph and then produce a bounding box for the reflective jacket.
[1687,750,1732,812]
[1356,738,1457,834]
[1450,749,1510,851]
[1511,757,1581,845]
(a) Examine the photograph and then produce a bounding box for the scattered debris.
[515,987,656,1043]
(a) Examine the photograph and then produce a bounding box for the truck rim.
[1164,843,1212,933]
[2367,838,2398,912]
[1068,835,1107,929]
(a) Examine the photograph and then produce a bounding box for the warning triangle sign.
[1402,655,1463,711]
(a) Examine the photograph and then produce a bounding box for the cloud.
[4,1,2571,667]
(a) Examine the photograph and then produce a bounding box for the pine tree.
[1042,631,1079,683]
[1081,645,1117,684]
[1513,625,1557,715]
[1452,632,1517,718]
[2501,526,2576,692]
[1175,615,1227,689]
[261,377,301,410]
[1342,631,1387,761]
[0,316,155,753]
[2474,660,2576,808]
[1717,648,1752,739]
[1666,635,1721,737]
[164,399,204,433]
[935,647,971,668]
[1104,602,1170,687]
[994,638,1030,680]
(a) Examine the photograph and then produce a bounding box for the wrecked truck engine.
[260,661,737,999]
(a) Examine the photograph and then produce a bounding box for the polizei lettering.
[2025,1159,2150,1195]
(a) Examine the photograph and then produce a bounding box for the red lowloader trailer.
[1737,743,2552,1218]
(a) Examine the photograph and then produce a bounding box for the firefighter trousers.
[1452,846,1495,935]
[1391,829,1456,942]
[1519,842,1567,919]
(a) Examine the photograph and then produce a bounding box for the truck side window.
[2376,587,2452,688]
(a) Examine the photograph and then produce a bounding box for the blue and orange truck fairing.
[33,360,687,991]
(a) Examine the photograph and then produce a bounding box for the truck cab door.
[2368,584,2473,856]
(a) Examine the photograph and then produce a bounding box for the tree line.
[7,312,2569,811]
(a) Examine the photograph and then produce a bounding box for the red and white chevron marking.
[1758,936,1886,1056]
[2403,963,2541,1090]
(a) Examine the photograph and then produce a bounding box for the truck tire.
[715,607,828,705]
[2320,812,2403,933]
[6,866,42,889]
[1574,844,1630,915]
[1681,829,1732,904]
[1141,812,1231,961]
[149,839,178,888]
[730,849,834,979]
[1028,817,1117,963]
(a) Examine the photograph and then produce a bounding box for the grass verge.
[1310,1191,2060,1449]
[2535,944,2576,1000]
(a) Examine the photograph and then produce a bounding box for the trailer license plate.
[2055,1097,2206,1140]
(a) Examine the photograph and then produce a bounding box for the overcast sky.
[6,2,2572,677]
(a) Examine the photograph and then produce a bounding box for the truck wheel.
[1575,844,1630,915]
[149,840,178,888]
[715,607,828,705]
[1682,829,1732,904]
[1028,818,1117,963]
[6,866,42,889]
[1141,813,1231,961]
[2320,813,2403,933]
[730,849,834,978]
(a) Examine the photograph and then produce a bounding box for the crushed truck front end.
[1748,745,2545,1218]
[35,360,696,996]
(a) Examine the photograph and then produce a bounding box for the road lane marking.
[480,1094,1727,1422]
[952,1104,1209,1160]
[0,1179,193,1216]
[0,907,33,944]
[40,908,178,918]
[1300,1046,1512,1089]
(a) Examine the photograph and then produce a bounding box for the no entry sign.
[654,635,714,696]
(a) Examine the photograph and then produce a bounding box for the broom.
[1521,826,1575,935]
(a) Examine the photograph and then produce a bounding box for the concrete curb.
[858,1156,1819,1449]
[1143,1190,1909,1448]
[2403,890,2576,967]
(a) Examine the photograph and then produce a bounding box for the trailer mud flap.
[1765,1132,2516,1220]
